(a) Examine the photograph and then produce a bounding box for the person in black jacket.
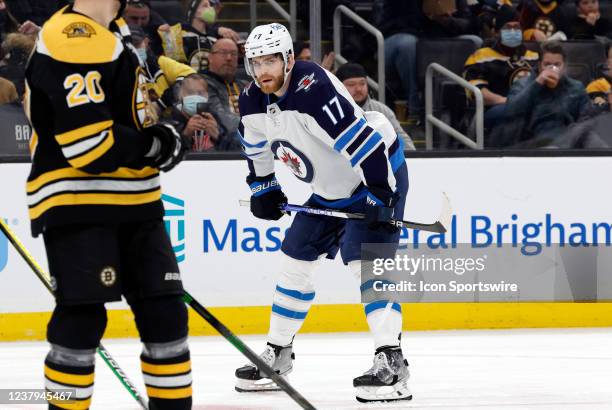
[4,0,68,26]
[373,0,426,116]
[567,0,612,39]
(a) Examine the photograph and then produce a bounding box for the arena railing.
[426,62,484,150]
[333,5,385,103]
[249,0,296,39]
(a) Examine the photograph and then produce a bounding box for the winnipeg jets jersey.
[238,61,405,202]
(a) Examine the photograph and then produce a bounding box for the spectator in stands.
[0,32,35,97]
[518,0,569,41]
[336,63,416,150]
[186,0,239,42]
[469,0,514,42]
[422,0,483,48]
[201,38,250,144]
[494,41,591,147]
[0,1,19,42]
[158,0,241,72]
[0,76,17,104]
[586,42,612,113]
[211,0,223,17]
[130,25,195,116]
[373,0,425,117]
[464,6,539,129]
[4,0,67,27]
[294,41,336,72]
[567,0,612,39]
[172,74,240,151]
[123,0,169,57]
[202,38,248,112]
[124,0,152,27]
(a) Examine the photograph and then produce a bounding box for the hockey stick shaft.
[182,291,317,410]
[281,204,447,232]
[0,218,149,410]
[239,193,452,234]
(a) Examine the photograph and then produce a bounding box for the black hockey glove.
[145,123,192,172]
[364,187,400,233]
[247,173,287,221]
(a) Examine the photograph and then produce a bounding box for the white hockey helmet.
[244,23,294,88]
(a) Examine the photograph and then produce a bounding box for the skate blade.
[355,378,412,403]
[235,376,287,392]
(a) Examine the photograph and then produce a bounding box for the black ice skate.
[235,342,294,392]
[353,345,412,403]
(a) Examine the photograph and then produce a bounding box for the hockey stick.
[0,218,149,410]
[182,291,317,410]
[239,192,452,234]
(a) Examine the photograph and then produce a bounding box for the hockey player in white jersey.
[235,23,411,403]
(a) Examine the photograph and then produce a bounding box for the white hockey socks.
[268,254,318,346]
[349,260,403,348]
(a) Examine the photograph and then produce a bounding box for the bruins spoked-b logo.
[100,266,117,287]
[62,22,96,38]
[534,17,556,38]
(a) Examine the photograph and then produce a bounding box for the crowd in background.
[0,0,611,151]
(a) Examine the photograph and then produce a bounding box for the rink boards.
[1,157,612,340]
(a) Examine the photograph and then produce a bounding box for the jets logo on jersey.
[296,73,316,93]
[271,140,314,183]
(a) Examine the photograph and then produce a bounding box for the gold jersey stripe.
[67,130,114,168]
[47,397,92,410]
[56,120,113,146]
[141,360,191,376]
[146,386,193,400]
[29,131,39,156]
[27,166,159,193]
[44,366,94,387]
[29,189,161,220]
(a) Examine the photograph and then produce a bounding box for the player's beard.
[258,71,285,94]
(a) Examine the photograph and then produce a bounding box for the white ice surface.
[1,328,612,409]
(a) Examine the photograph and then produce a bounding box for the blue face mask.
[500,29,522,48]
[182,94,209,116]
[136,47,148,62]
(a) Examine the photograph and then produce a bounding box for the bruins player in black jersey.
[25,1,193,409]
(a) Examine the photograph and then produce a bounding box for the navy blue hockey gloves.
[145,123,192,172]
[364,187,400,233]
[247,173,288,221]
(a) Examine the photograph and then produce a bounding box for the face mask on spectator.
[136,47,147,62]
[500,29,522,48]
[200,7,216,24]
[182,94,209,116]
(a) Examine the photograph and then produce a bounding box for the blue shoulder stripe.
[389,136,405,173]
[350,132,383,167]
[333,118,366,152]
[238,130,267,149]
